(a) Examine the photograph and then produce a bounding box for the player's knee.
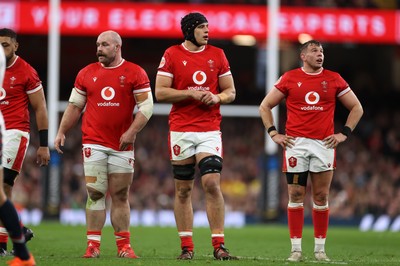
[176,185,192,200]
[172,164,195,180]
[87,186,104,202]
[84,165,108,208]
[3,168,18,187]
[202,176,220,195]
[288,186,306,202]
[313,191,329,206]
[86,188,106,210]
[112,186,130,202]
[198,155,223,176]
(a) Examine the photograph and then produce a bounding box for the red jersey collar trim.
[181,43,206,53]
[7,56,19,69]
[301,67,323,75]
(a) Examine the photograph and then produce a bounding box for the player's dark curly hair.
[0,28,17,41]
[180,12,208,47]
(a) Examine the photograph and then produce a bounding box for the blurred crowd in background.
[7,0,400,229]
[14,92,400,227]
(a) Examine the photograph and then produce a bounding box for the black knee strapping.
[286,171,308,186]
[198,155,223,176]
[3,168,18,187]
[173,164,195,180]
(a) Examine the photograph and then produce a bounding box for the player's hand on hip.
[272,134,295,149]
[37,147,50,166]
[323,133,345,149]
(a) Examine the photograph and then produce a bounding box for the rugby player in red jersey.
[155,12,237,261]
[0,28,50,256]
[260,40,363,262]
[0,40,36,266]
[55,30,153,259]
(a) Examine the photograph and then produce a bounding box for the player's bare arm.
[119,91,153,151]
[119,112,148,151]
[217,75,236,104]
[201,75,235,106]
[259,87,285,128]
[323,90,363,148]
[54,104,83,154]
[155,75,206,103]
[339,90,364,131]
[260,87,295,149]
[28,89,50,166]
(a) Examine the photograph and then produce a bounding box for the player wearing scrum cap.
[155,12,237,260]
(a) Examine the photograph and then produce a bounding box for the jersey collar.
[301,67,323,75]
[7,56,19,69]
[181,43,206,53]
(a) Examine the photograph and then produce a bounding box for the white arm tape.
[69,88,87,109]
[137,91,154,120]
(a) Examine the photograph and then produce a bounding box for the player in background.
[259,40,363,262]
[54,30,153,259]
[0,42,36,266]
[155,12,237,260]
[0,28,50,255]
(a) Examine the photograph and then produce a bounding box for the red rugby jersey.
[74,59,151,150]
[1,56,42,132]
[275,67,350,140]
[157,44,231,132]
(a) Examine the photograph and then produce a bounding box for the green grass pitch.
[4,222,399,265]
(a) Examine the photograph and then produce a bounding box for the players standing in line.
[0,28,50,255]
[54,30,153,259]
[0,42,36,266]
[155,12,237,260]
[259,40,363,262]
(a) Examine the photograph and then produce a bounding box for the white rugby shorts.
[169,131,223,161]
[2,129,30,172]
[283,137,336,173]
[82,144,135,174]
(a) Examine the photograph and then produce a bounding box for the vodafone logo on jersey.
[301,91,323,111]
[101,87,115,100]
[305,91,320,104]
[98,86,120,107]
[193,71,207,85]
[188,71,210,91]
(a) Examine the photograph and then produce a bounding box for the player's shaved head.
[98,30,122,47]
